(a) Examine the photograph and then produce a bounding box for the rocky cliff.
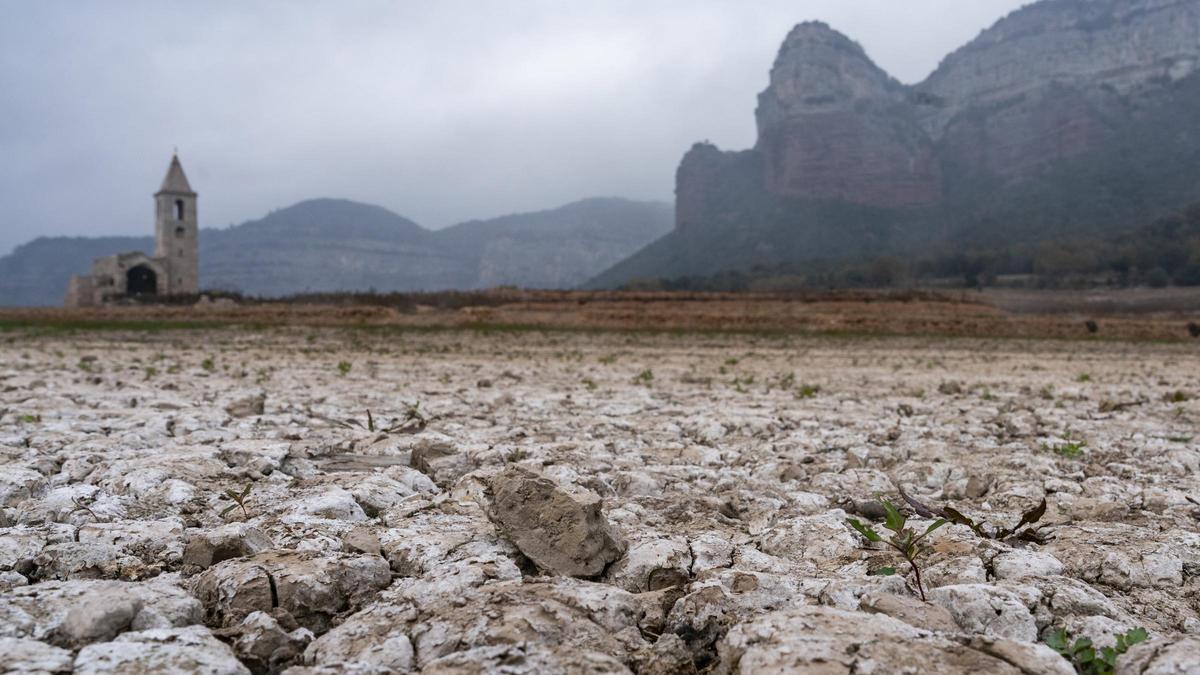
[596,0,1200,287]
[755,23,941,209]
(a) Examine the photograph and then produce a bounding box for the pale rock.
[190,550,391,634]
[929,584,1039,642]
[349,473,432,517]
[0,637,74,674]
[757,511,860,568]
[0,578,202,647]
[73,625,249,675]
[715,605,1040,673]
[225,392,267,418]
[1117,637,1200,675]
[606,537,692,592]
[860,591,959,632]
[31,541,147,581]
[231,610,314,674]
[182,523,273,569]
[287,488,368,522]
[992,549,1066,580]
[0,467,46,507]
[483,465,624,578]
[689,532,735,573]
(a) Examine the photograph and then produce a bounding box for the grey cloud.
[0,0,1028,255]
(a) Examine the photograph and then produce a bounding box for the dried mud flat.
[1,325,1199,674]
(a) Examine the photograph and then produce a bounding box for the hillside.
[589,0,1200,288]
[0,197,672,305]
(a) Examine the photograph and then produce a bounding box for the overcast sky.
[0,0,1030,256]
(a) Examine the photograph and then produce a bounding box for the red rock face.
[759,112,942,208]
[751,22,942,209]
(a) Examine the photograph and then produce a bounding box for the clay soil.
[1,292,1199,672]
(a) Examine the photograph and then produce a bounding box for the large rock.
[715,605,1070,674]
[0,578,203,648]
[928,584,1039,642]
[0,637,74,673]
[483,466,624,578]
[1118,637,1200,674]
[182,523,274,569]
[190,550,391,634]
[73,626,249,674]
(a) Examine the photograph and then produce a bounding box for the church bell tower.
[154,154,199,295]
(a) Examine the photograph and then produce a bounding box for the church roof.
[157,154,196,195]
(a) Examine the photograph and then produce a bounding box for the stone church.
[65,154,200,307]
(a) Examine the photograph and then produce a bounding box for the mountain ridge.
[0,197,672,306]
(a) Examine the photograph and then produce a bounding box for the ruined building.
[65,154,199,306]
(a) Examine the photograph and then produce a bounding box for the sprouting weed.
[634,369,654,386]
[1045,627,1148,675]
[201,357,216,372]
[337,361,352,376]
[796,384,821,399]
[219,483,252,518]
[847,499,948,602]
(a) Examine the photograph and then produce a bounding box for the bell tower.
[154,153,199,295]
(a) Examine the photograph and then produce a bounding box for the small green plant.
[796,384,821,399]
[337,361,352,376]
[19,414,40,424]
[1045,627,1148,675]
[143,366,157,380]
[1077,373,1092,383]
[634,369,654,385]
[847,499,947,601]
[219,483,253,518]
[201,357,216,372]
[599,354,617,365]
[1046,439,1087,458]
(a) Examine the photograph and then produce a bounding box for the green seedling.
[1043,439,1087,458]
[634,369,654,385]
[848,499,948,601]
[796,384,821,399]
[900,485,1052,544]
[219,483,253,518]
[1045,627,1148,675]
[201,357,216,372]
[337,361,352,376]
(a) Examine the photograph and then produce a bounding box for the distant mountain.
[0,197,672,305]
[588,0,1200,288]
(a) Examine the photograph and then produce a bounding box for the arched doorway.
[126,265,157,296]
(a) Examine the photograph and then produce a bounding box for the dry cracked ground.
[1,326,1199,674]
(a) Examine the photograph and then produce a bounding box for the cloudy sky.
[0,0,1029,256]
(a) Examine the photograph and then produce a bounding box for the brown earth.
[2,289,1198,342]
